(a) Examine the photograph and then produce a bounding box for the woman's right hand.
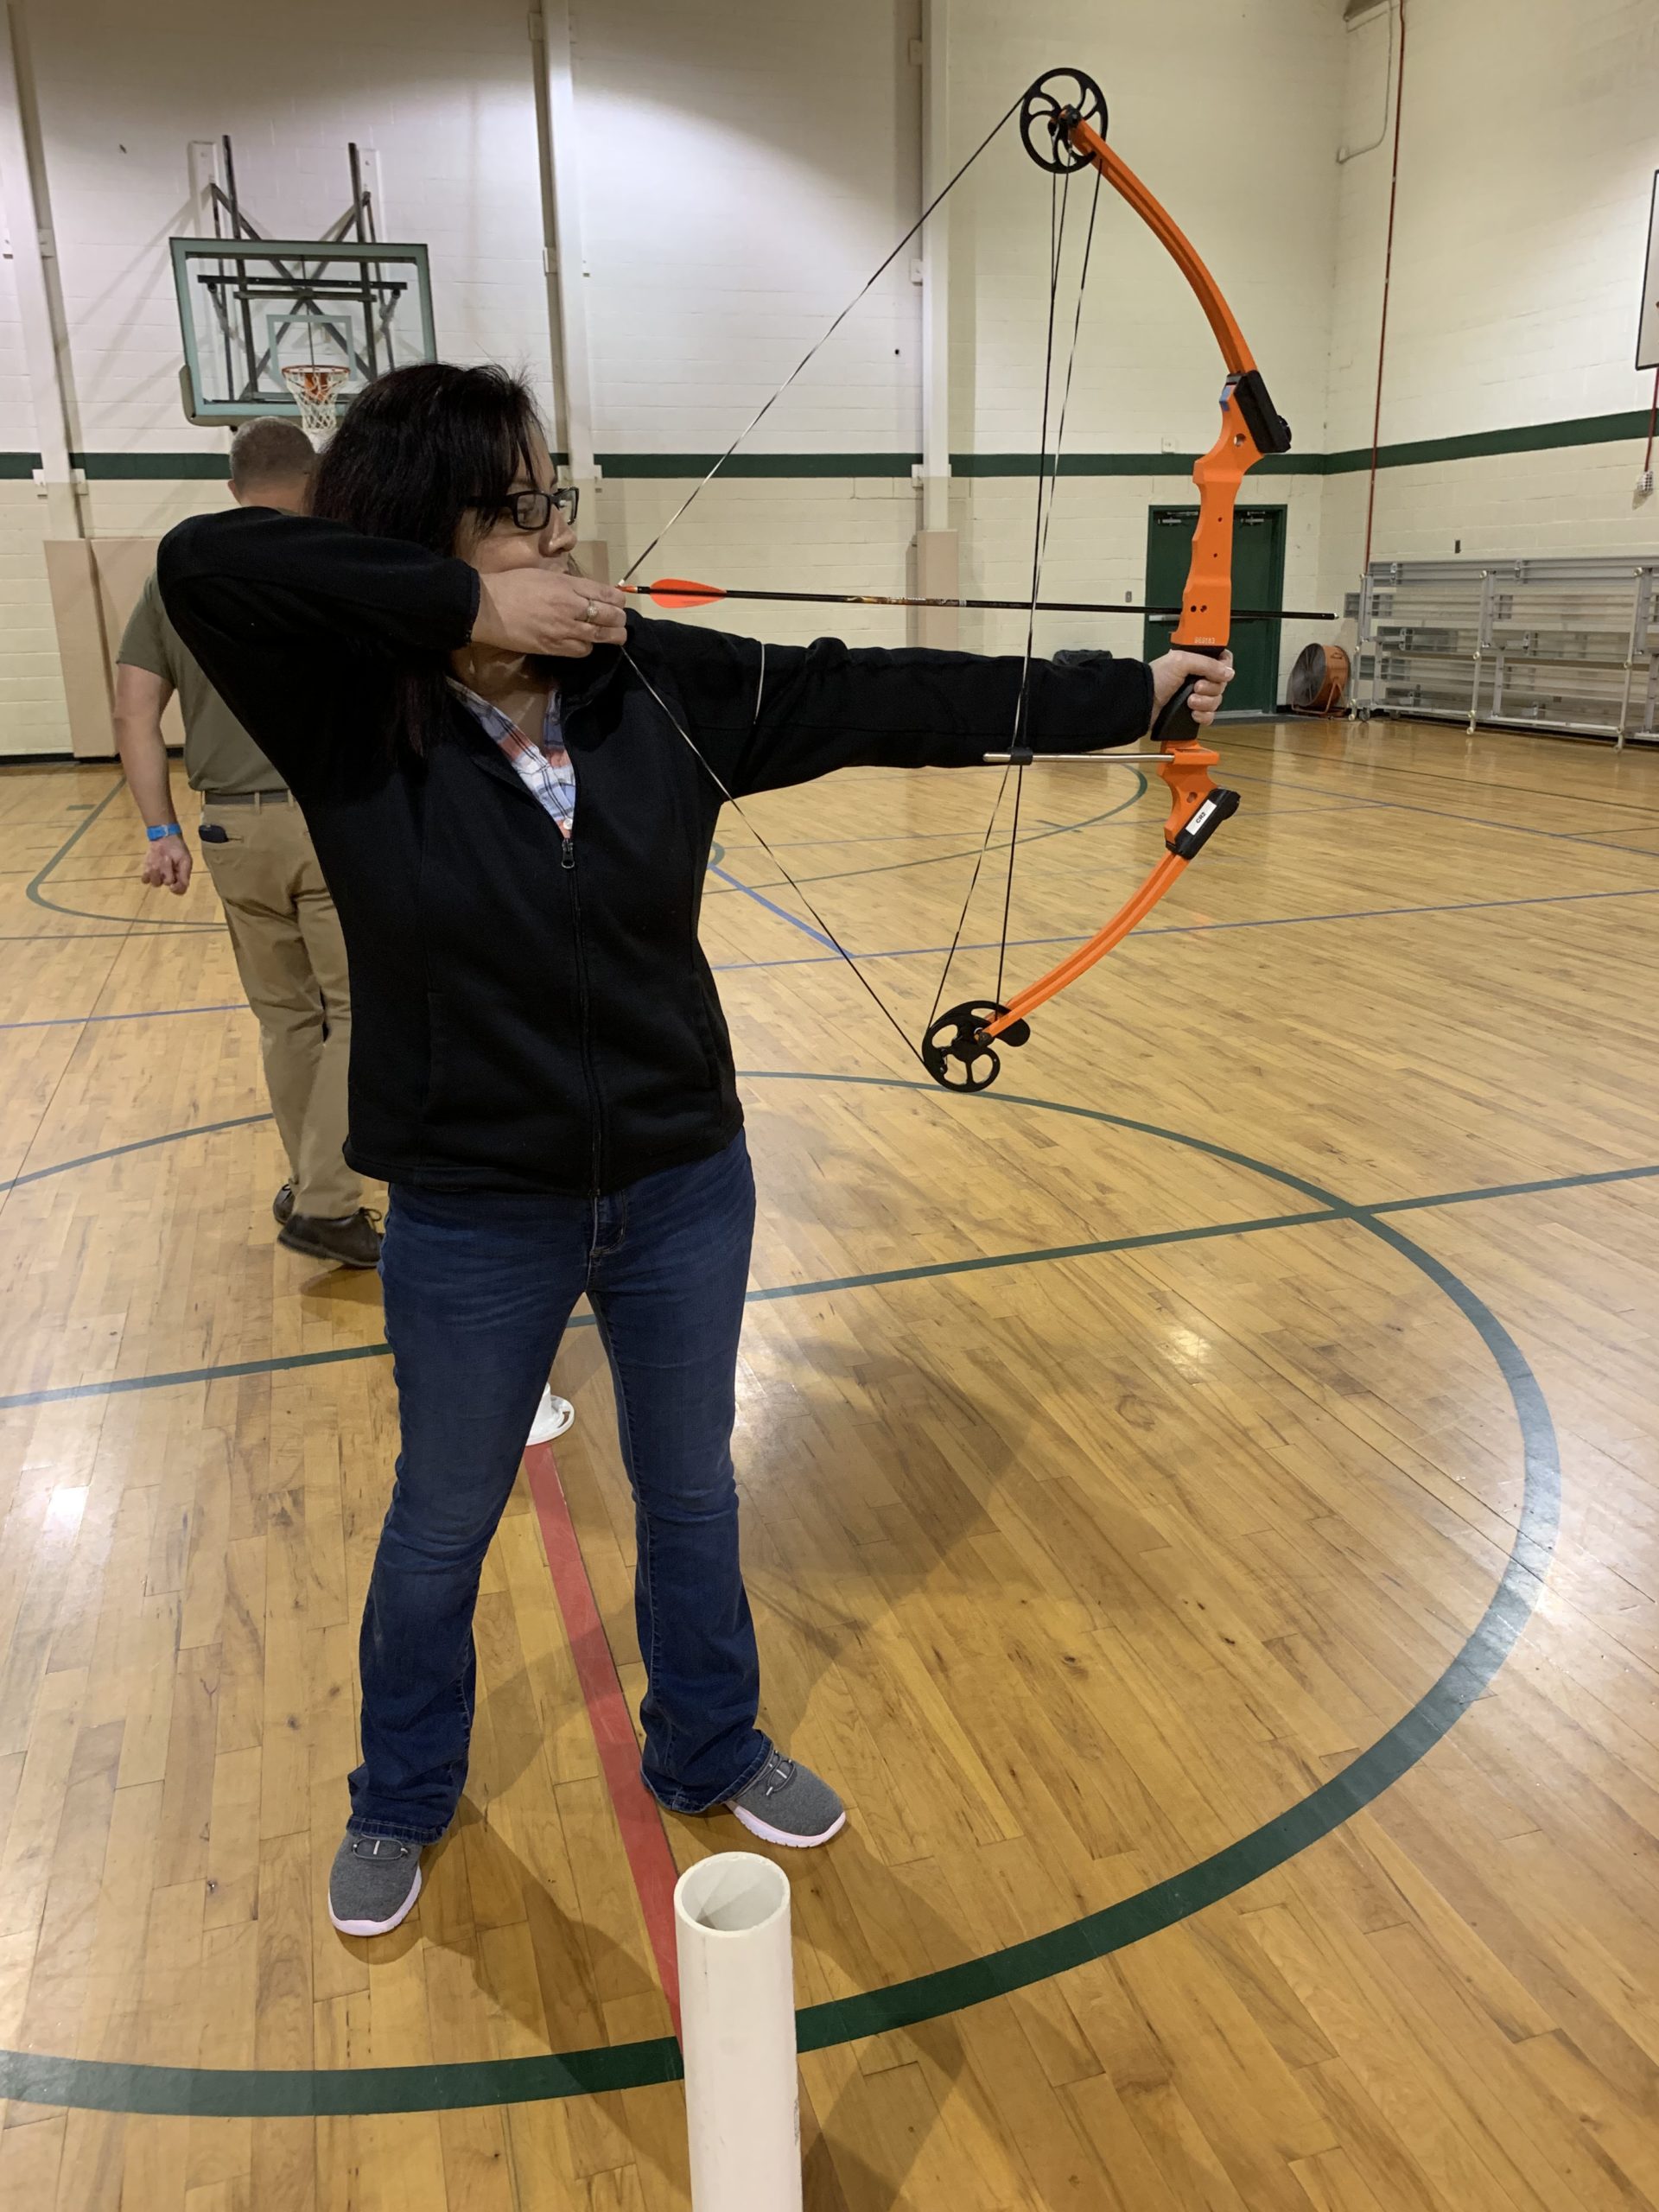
[471,570,628,658]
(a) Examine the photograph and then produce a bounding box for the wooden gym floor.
[3,713,1659,2209]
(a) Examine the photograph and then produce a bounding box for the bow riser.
[1065,117,1255,375]
[1174,390,1266,650]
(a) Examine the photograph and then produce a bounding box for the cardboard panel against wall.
[42,540,116,760]
[92,538,187,753]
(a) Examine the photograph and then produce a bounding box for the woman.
[159,364,1232,1937]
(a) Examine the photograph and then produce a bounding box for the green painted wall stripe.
[596,452,922,479]
[1320,407,1654,474]
[67,451,229,480]
[8,407,1645,486]
[951,451,1318,477]
[0,1072,1563,2115]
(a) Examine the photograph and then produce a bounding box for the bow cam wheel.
[1019,68,1108,174]
[920,1001,1032,1094]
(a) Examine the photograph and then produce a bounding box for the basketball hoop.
[281,362,350,442]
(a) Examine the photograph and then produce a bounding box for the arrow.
[620,575,1333,621]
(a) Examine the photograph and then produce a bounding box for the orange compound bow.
[620,67,1296,1094]
[918,68,1291,1090]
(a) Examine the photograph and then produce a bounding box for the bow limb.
[979,736,1237,1041]
[982,852,1185,1039]
[1065,108,1291,714]
[1065,118,1254,375]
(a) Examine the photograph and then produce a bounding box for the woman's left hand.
[1148,648,1236,727]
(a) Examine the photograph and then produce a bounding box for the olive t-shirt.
[117,571,286,797]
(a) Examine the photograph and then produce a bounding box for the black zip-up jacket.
[157,509,1154,1195]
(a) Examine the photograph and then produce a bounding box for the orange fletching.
[648,576,722,609]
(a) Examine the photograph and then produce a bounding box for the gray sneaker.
[328,1831,423,1936]
[727,1751,845,1848]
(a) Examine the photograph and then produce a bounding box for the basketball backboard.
[171,236,435,427]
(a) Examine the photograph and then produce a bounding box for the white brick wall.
[575,0,923,455]
[25,0,552,456]
[3,0,1656,755]
[1325,0,1659,582]
[948,0,1341,460]
[0,220,32,448]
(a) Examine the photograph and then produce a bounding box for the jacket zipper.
[559,766,606,1195]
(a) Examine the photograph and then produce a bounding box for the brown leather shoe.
[278,1208,383,1268]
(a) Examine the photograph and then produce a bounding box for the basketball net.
[281,363,350,442]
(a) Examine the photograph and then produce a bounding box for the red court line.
[522,1440,683,2036]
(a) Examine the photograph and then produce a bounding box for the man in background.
[113,417,381,1269]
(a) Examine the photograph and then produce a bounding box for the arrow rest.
[920,1001,1032,1093]
[1020,68,1109,173]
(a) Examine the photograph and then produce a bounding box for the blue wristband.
[146,823,182,842]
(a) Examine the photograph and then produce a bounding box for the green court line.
[2,1097,1653,1414]
[0,1114,271,1197]
[0,1075,1565,2114]
[25,778,222,934]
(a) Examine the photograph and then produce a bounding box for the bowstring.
[622,646,930,1072]
[616,92,1102,1074]
[994,161,1103,1006]
[928,156,1077,1024]
[613,90,1031,1075]
[1039,165,1103,575]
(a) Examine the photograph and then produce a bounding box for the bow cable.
[615,84,1113,1077]
[925,156,1103,1032]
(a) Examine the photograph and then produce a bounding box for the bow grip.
[1150,643,1224,745]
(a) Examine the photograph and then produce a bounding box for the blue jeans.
[348,1132,768,1842]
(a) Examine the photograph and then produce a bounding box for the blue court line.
[706,875,1659,976]
[704,860,838,947]
[1225,760,1659,863]
[0,1001,244,1033]
[0,1094,1652,1413]
[0,1113,271,1196]
[1230,734,1659,825]
[14,823,1656,1015]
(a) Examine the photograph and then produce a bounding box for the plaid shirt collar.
[448,678,575,839]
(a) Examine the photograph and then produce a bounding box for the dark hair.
[308,361,547,749]
[227,416,315,487]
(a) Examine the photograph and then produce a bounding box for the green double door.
[1142,505,1286,716]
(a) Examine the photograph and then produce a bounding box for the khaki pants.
[199,795,359,1220]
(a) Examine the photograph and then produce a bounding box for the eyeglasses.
[474,486,580,532]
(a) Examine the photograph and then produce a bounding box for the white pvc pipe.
[674,1853,802,2211]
